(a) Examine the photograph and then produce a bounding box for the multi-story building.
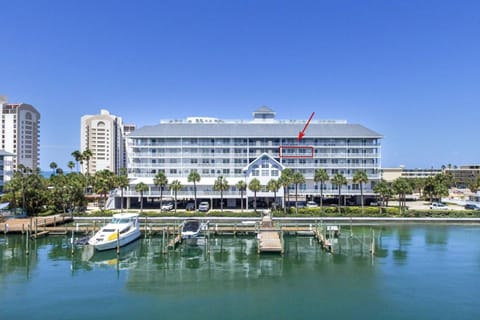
[0,96,41,171]
[125,107,382,209]
[0,150,14,193]
[445,165,480,188]
[80,109,131,175]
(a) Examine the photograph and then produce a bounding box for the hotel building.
[124,107,382,209]
[81,109,133,175]
[0,96,41,171]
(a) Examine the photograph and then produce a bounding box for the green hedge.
[65,206,480,218]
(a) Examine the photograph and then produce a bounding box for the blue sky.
[1,0,479,171]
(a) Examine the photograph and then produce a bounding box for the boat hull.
[91,230,141,251]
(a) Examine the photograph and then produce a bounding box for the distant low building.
[381,166,441,182]
[445,165,480,188]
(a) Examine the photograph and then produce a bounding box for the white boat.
[88,213,141,251]
[181,219,202,240]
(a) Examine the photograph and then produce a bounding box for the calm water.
[1,225,479,320]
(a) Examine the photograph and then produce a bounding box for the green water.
[1,225,479,319]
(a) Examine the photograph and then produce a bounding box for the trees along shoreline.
[0,153,469,218]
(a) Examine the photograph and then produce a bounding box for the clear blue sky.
[1,0,479,171]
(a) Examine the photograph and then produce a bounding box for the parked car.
[161,202,174,211]
[306,201,318,208]
[465,203,480,210]
[198,201,210,212]
[185,202,195,211]
[429,202,449,210]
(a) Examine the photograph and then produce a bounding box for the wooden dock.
[0,215,73,233]
[257,215,283,254]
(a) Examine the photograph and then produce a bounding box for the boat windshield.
[183,221,200,232]
[111,218,132,224]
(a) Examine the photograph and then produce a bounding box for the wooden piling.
[116,229,120,256]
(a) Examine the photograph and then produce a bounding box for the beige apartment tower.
[81,109,130,175]
[0,96,41,171]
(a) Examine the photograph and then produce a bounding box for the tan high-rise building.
[0,96,41,171]
[81,109,129,175]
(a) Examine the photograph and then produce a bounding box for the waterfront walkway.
[0,215,73,234]
[257,215,283,254]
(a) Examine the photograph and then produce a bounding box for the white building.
[0,96,41,171]
[124,107,382,209]
[0,150,14,193]
[81,109,132,174]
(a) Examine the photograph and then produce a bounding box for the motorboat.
[88,213,141,251]
[181,219,202,240]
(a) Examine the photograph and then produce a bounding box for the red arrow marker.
[298,112,315,141]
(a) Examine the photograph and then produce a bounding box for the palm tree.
[236,180,247,212]
[331,173,347,214]
[314,168,329,213]
[49,162,58,175]
[188,171,201,211]
[82,149,93,174]
[71,150,83,172]
[153,171,168,211]
[374,180,393,208]
[213,176,229,212]
[292,171,305,214]
[392,178,412,214]
[353,170,369,214]
[279,168,293,213]
[169,180,183,213]
[135,182,149,213]
[67,161,75,173]
[266,179,280,210]
[248,178,262,212]
[93,169,115,211]
[115,168,129,212]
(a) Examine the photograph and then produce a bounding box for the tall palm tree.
[279,168,293,213]
[392,177,412,214]
[292,171,305,214]
[67,161,75,173]
[169,180,183,213]
[266,179,280,210]
[248,178,262,212]
[236,180,247,212]
[71,150,83,172]
[115,168,129,212]
[49,162,58,175]
[135,182,149,213]
[314,168,329,212]
[353,170,369,214]
[153,171,168,211]
[213,175,229,212]
[331,173,347,214]
[82,149,93,174]
[188,171,201,211]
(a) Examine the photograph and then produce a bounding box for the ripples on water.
[1,225,479,319]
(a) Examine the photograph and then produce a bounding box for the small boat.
[88,213,141,251]
[181,219,202,240]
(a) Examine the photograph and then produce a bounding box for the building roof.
[130,122,382,138]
